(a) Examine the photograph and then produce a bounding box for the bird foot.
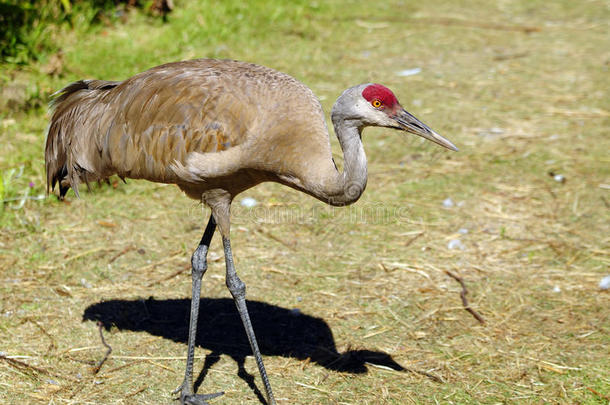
[181,392,224,405]
[173,381,223,405]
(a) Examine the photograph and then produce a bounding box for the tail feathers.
[50,79,119,109]
[46,79,120,199]
[50,165,69,200]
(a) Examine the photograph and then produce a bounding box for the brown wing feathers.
[44,59,334,200]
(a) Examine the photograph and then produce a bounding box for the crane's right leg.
[173,215,223,405]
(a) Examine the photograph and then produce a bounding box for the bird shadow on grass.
[83,297,405,404]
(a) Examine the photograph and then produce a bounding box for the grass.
[1,0,609,403]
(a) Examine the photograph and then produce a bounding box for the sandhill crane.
[45,58,457,405]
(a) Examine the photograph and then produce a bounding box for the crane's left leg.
[173,215,223,405]
[223,236,277,405]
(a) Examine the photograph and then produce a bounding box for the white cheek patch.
[355,99,380,122]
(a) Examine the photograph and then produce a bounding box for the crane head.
[332,83,458,151]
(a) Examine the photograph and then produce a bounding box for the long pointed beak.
[393,108,458,151]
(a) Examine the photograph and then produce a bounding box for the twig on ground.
[0,353,78,382]
[586,386,610,401]
[132,251,183,273]
[147,264,190,287]
[444,270,486,325]
[404,366,445,383]
[404,231,424,248]
[108,244,136,263]
[27,318,57,352]
[92,321,112,374]
[125,385,148,398]
[1,353,52,377]
[493,52,529,61]
[256,227,297,250]
[64,246,107,263]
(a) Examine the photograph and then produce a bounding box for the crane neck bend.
[326,117,368,206]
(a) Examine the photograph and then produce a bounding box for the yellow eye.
[372,99,382,108]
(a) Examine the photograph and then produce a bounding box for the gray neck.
[325,117,368,206]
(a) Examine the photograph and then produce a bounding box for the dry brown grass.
[1,0,608,403]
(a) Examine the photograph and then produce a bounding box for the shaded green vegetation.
[0,0,135,64]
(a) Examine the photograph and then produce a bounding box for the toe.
[183,391,224,405]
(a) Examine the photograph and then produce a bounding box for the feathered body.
[46,59,337,202]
